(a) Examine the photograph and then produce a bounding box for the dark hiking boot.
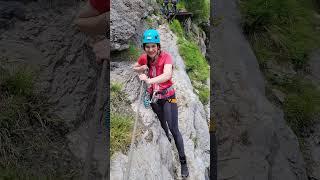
[180,156,189,178]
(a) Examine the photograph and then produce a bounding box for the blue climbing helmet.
[142,29,160,44]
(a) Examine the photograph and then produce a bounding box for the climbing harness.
[150,85,174,104]
[167,97,177,103]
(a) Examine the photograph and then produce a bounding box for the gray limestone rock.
[111,0,149,51]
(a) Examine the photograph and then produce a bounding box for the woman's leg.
[151,101,171,142]
[163,101,185,158]
[164,100,189,177]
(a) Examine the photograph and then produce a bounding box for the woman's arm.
[133,62,148,73]
[75,12,109,34]
[77,1,100,18]
[147,64,172,84]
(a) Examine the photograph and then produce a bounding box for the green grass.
[176,0,186,10]
[0,167,60,180]
[128,42,141,62]
[1,68,34,96]
[179,0,209,24]
[198,86,210,105]
[240,0,320,138]
[0,66,80,178]
[178,38,209,83]
[169,20,210,104]
[0,167,38,180]
[279,77,320,136]
[169,19,184,37]
[110,113,134,156]
[111,82,122,93]
[110,82,134,156]
[240,0,320,70]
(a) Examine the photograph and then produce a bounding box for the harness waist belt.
[155,86,174,95]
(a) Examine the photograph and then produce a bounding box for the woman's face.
[144,43,159,58]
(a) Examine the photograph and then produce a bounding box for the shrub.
[240,0,320,69]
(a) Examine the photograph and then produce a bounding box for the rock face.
[304,49,320,180]
[308,49,320,85]
[211,0,308,179]
[185,20,207,57]
[110,24,210,179]
[304,122,320,180]
[0,1,107,178]
[110,0,149,51]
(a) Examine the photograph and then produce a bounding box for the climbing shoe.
[180,156,189,178]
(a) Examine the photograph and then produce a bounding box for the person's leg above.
[171,0,177,13]
[163,0,169,15]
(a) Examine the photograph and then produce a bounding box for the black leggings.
[151,95,186,158]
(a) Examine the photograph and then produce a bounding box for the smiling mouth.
[149,52,156,56]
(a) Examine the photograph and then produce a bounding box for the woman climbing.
[133,29,189,178]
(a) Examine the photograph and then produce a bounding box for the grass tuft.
[0,66,80,178]
[110,82,134,156]
[169,19,210,104]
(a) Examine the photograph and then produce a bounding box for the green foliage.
[169,19,210,104]
[169,19,184,37]
[110,113,134,156]
[128,42,141,61]
[240,0,320,138]
[240,0,320,69]
[0,67,80,178]
[198,86,209,105]
[176,0,186,10]
[0,167,59,180]
[284,92,320,136]
[178,38,209,83]
[1,68,34,96]
[110,82,134,156]
[111,82,122,94]
[178,37,210,104]
[180,0,210,23]
[280,78,320,136]
[0,167,37,180]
